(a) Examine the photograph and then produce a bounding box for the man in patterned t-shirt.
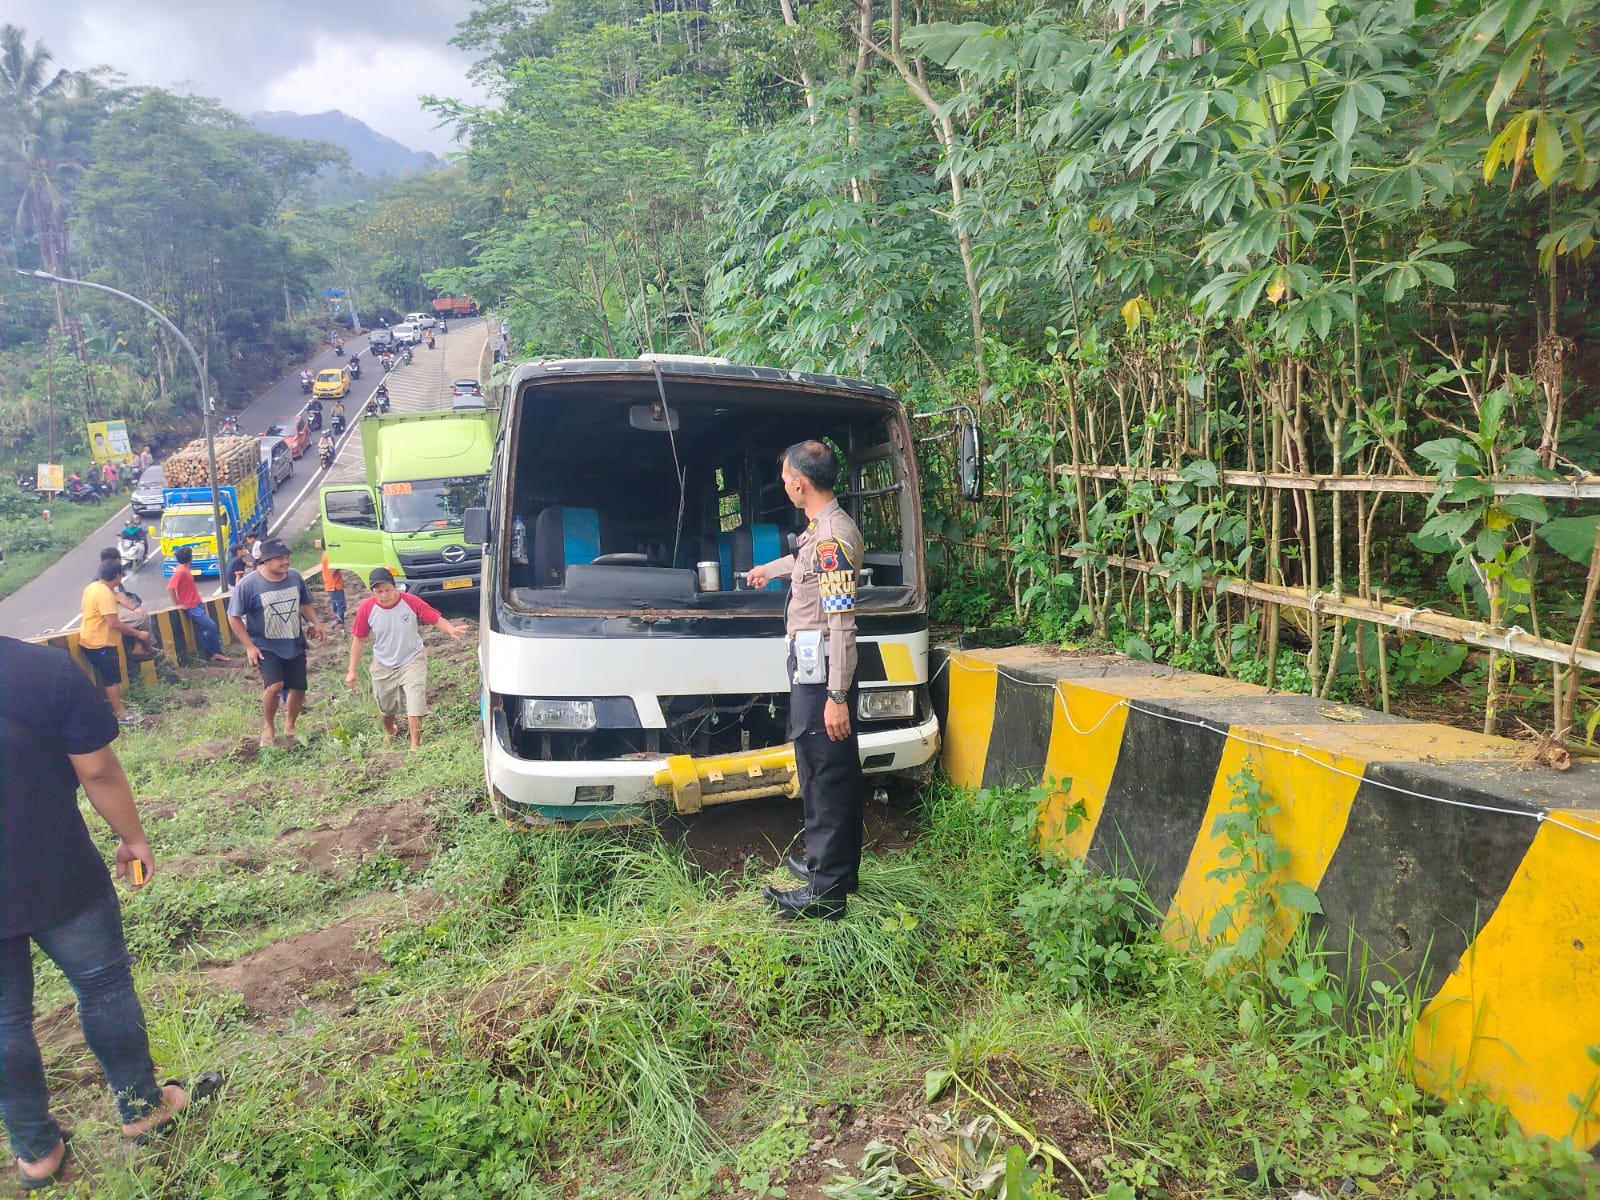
[226,539,327,744]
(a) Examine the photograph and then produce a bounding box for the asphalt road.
[0,319,485,639]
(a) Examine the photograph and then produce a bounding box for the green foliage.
[1013,853,1169,1000]
[1202,770,1325,992]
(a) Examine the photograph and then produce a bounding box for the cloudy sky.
[8,0,490,154]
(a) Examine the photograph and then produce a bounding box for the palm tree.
[0,23,79,277]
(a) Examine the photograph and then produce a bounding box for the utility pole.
[19,270,225,571]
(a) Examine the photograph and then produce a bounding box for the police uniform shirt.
[764,499,862,692]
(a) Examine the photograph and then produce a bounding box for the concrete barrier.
[31,593,234,683]
[932,645,1600,1147]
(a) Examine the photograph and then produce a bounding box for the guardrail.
[30,592,234,684]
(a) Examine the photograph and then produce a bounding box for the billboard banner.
[37,464,64,492]
[86,420,134,464]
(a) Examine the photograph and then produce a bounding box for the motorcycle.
[221,414,241,436]
[331,412,346,436]
[16,471,37,494]
[425,332,435,350]
[65,480,102,505]
[438,319,448,334]
[319,444,334,470]
[300,373,314,395]
[380,354,393,372]
[307,404,324,432]
[375,386,391,414]
[348,358,362,379]
[118,526,148,573]
[401,346,414,366]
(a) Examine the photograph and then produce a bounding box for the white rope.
[938,654,1600,845]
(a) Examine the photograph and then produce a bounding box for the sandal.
[16,1132,70,1192]
[128,1072,225,1146]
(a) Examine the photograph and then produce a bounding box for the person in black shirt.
[0,638,217,1186]
[226,543,250,587]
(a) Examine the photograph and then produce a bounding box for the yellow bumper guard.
[651,744,800,814]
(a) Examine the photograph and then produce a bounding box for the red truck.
[432,297,477,317]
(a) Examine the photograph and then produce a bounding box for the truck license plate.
[443,578,472,590]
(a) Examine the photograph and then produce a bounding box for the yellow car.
[313,367,351,398]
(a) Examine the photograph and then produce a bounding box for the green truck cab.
[319,411,493,599]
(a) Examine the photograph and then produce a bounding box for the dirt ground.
[664,785,922,880]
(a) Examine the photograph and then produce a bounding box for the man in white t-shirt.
[344,567,464,750]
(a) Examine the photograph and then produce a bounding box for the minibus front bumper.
[486,710,940,817]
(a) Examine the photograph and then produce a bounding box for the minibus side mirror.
[465,507,491,546]
[959,422,983,501]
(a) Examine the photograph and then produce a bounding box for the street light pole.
[16,269,228,578]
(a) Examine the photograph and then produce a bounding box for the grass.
[21,593,1597,1198]
[0,482,135,603]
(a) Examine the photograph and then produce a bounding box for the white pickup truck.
[391,322,421,346]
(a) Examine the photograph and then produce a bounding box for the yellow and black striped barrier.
[932,645,1600,1146]
[31,593,234,684]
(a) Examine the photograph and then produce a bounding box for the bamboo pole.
[1052,464,1600,499]
[1088,554,1600,676]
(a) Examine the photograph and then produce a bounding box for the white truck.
[464,355,973,825]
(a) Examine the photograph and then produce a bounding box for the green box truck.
[319,410,494,599]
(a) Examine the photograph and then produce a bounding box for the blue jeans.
[329,590,346,623]
[0,890,164,1162]
[185,604,222,658]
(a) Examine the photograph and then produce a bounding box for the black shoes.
[783,855,859,895]
[762,884,845,922]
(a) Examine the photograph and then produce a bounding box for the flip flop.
[129,1072,225,1146]
[16,1131,70,1191]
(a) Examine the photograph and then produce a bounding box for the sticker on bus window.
[382,483,412,495]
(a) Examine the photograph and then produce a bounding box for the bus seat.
[720,522,784,590]
[533,506,602,586]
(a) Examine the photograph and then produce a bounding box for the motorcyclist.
[331,334,344,354]
[401,346,414,365]
[375,383,390,413]
[221,414,240,435]
[424,329,435,349]
[300,369,313,393]
[332,399,345,421]
[318,432,335,465]
[349,356,362,378]
[307,399,324,431]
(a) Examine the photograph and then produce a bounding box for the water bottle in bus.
[512,514,528,564]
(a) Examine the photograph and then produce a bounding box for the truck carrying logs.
[161,435,259,488]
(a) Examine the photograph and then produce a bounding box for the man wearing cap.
[225,539,327,744]
[345,568,464,751]
[745,440,864,921]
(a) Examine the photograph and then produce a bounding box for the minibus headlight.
[518,698,598,731]
[857,689,916,721]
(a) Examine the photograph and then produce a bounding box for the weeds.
[32,639,1593,1200]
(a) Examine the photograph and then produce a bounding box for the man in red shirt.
[165,546,227,662]
[345,567,463,750]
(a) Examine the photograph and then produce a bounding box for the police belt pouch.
[791,629,826,685]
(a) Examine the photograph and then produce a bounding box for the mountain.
[249,110,439,178]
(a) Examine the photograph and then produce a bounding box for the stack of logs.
[161,436,259,489]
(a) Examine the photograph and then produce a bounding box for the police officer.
[747,440,863,921]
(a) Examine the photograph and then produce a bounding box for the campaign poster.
[86,420,134,464]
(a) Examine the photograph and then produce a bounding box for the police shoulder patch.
[815,540,841,571]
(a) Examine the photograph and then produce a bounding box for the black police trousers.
[789,681,863,900]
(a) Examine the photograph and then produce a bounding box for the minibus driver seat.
[533,506,602,585]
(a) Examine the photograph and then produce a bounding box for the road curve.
[0,320,484,639]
